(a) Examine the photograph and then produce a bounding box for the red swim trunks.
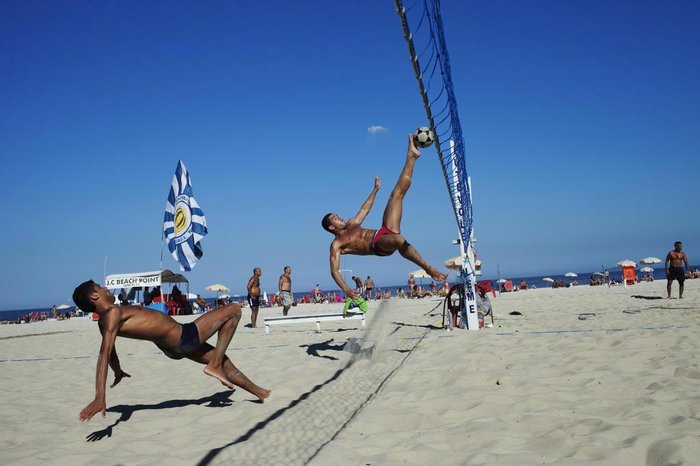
[370,225,398,256]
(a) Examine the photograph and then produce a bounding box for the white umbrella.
[592,272,606,277]
[205,284,229,292]
[444,256,463,271]
[206,284,230,305]
[497,278,507,283]
[564,272,578,278]
[409,269,431,279]
[186,292,198,300]
[640,257,661,265]
[616,259,637,267]
[56,304,71,310]
[640,266,654,273]
[219,294,230,299]
[542,277,555,283]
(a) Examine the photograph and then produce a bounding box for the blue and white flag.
[163,160,207,271]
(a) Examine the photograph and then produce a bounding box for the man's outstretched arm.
[330,243,357,298]
[348,176,380,226]
[80,308,120,421]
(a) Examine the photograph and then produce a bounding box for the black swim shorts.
[247,294,260,308]
[162,322,201,360]
[667,266,685,283]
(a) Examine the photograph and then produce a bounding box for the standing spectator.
[247,267,262,327]
[278,266,293,316]
[364,276,375,300]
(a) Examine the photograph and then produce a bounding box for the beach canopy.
[640,257,662,265]
[616,259,637,267]
[543,277,555,283]
[564,272,578,278]
[640,266,654,273]
[205,284,229,292]
[104,269,187,290]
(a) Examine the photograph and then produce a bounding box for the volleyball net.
[395,0,478,329]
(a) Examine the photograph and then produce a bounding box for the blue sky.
[1,1,698,310]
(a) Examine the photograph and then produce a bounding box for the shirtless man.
[278,266,293,316]
[364,276,375,300]
[407,274,416,298]
[72,280,270,421]
[321,135,447,298]
[352,276,364,295]
[665,241,690,299]
[246,267,262,327]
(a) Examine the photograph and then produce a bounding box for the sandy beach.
[1,279,699,465]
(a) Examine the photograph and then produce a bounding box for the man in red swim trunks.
[321,134,447,298]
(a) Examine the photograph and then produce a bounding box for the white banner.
[105,271,161,289]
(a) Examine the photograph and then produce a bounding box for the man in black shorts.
[72,280,270,422]
[665,241,690,299]
[246,267,262,327]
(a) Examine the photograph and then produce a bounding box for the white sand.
[1,280,699,465]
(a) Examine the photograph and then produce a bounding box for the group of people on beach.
[75,134,448,422]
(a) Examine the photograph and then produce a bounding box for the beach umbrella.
[56,304,71,310]
[186,292,198,300]
[640,266,654,273]
[564,272,578,278]
[542,277,555,283]
[592,272,605,277]
[616,259,637,267]
[409,268,431,285]
[219,294,230,299]
[409,269,431,279]
[205,283,230,304]
[205,284,229,292]
[497,278,507,283]
[640,257,662,265]
[444,256,463,271]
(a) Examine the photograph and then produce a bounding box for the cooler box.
[147,303,167,314]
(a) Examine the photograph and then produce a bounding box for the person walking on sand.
[247,267,262,327]
[72,280,270,421]
[321,134,447,298]
[278,266,293,316]
[666,241,690,299]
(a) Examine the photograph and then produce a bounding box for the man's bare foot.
[255,388,271,403]
[204,366,235,389]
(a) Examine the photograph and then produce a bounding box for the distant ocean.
[1,265,695,323]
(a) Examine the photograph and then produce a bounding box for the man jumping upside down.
[321,134,447,298]
[72,280,270,422]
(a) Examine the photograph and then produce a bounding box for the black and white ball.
[413,126,435,148]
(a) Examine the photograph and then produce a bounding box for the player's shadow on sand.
[85,390,235,442]
[631,295,664,300]
[300,338,374,361]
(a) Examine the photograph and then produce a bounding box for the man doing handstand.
[72,280,270,422]
[321,134,447,298]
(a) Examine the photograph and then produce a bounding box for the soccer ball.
[413,126,435,148]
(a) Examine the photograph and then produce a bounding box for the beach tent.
[104,269,189,312]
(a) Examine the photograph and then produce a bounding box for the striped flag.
[163,160,207,271]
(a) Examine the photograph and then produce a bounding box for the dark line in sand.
[0,330,73,340]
